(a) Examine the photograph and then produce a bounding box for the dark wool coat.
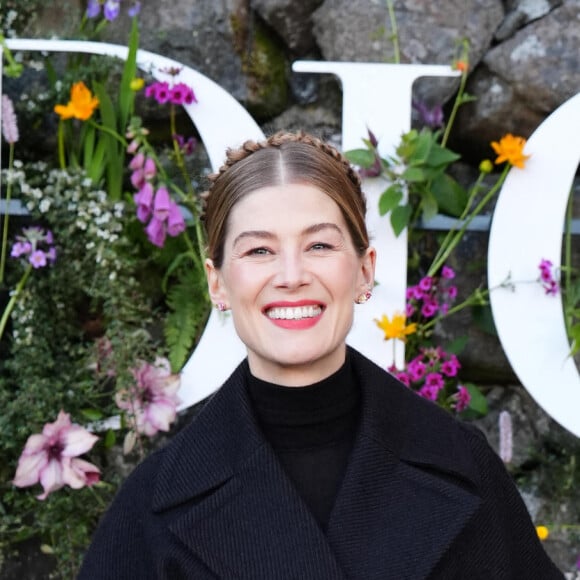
[78,348,564,579]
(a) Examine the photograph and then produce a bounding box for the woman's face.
[206,183,375,386]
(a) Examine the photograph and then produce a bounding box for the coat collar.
[152,348,481,579]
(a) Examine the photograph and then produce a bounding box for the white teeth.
[267,305,322,320]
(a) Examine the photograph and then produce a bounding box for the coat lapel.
[326,348,482,579]
[151,361,346,579]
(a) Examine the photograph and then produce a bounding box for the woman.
[79,131,563,579]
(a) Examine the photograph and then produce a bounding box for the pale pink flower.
[116,357,181,437]
[13,411,100,500]
[2,95,19,144]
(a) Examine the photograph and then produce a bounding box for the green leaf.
[400,166,426,182]
[80,408,103,421]
[471,304,497,335]
[420,190,438,222]
[119,18,139,131]
[431,173,468,217]
[344,148,376,168]
[445,336,468,355]
[407,130,433,164]
[462,383,488,418]
[390,204,412,237]
[104,428,116,449]
[378,185,403,216]
[425,143,461,168]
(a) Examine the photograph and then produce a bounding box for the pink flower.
[407,359,426,382]
[424,372,444,390]
[129,152,145,170]
[418,384,440,401]
[167,202,186,236]
[143,157,157,180]
[418,276,433,292]
[454,385,471,413]
[395,372,411,387]
[13,411,100,500]
[441,266,455,279]
[169,82,197,105]
[421,300,438,318]
[134,182,154,223]
[145,216,167,247]
[447,285,458,299]
[153,187,171,222]
[130,168,145,189]
[2,95,19,144]
[115,357,181,437]
[441,355,460,377]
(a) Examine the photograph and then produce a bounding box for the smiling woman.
[78,132,564,580]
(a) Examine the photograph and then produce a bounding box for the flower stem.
[57,121,66,169]
[88,119,128,147]
[0,142,15,285]
[441,65,468,148]
[385,0,400,64]
[0,264,32,342]
[428,164,510,276]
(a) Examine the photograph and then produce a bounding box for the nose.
[273,250,311,290]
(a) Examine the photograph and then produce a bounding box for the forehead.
[226,183,347,236]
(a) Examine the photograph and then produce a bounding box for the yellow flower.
[375,312,417,342]
[130,77,145,91]
[536,526,549,541]
[54,81,100,121]
[490,134,530,169]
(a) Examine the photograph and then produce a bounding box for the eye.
[309,242,333,251]
[247,247,271,256]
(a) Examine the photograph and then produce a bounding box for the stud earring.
[217,302,227,312]
[355,290,372,304]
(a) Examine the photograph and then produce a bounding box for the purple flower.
[29,250,48,269]
[115,357,181,437]
[86,0,101,18]
[454,385,471,413]
[13,411,100,500]
[421,300,438,318]
[127,1,141,17]
[143,157,157,180]
[169,83,197,105]
[127,139,140,154]
[407,359,426,382]
[418,384,440,402]
[544,280,559,296]
[145,216,166,247]
[441,355,460,377]
[405,303,415,318]
[11,241,31,258]
[412,99,444,129]
[447,285,458,299]
[418,276,433,292]
[145,81,171,104]
[103,0,121,21]
[167,203,186,236]
[395,372,410,387]
[424,372,444,390]
[129,152,145,170]
[173,134,197,155]
[2,95,19,144]
[152,187,171,222]
[412,286,424,300]
[133,182,154,223]
[130,169,145,189]
[441,266,455,279]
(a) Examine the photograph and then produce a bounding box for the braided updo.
[203,131,369,268]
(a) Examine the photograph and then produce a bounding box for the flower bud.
[479,159,493,174]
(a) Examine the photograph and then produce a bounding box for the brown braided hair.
[203,131,369,268]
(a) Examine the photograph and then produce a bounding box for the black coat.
[79,348,563,579]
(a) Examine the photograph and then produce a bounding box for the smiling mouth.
[266,305,323,320]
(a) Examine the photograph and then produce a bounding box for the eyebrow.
[232,222,345,247]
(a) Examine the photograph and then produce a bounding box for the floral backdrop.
[1,1,580,578]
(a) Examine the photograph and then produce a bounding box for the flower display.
[54,81,100,121]
[115,357,181,438]
[13,411,100,500]
[389,347,470,413]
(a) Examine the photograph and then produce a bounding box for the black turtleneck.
[246,354,360,530]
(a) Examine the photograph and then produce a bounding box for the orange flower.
[454,60,468,72]
[490,134,530,169]
[375,312,417,342]
[54,81,100,121]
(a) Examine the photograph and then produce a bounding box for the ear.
[205,258,228,307]
[356,246,376,295]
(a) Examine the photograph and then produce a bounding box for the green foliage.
[164,264,210,372]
